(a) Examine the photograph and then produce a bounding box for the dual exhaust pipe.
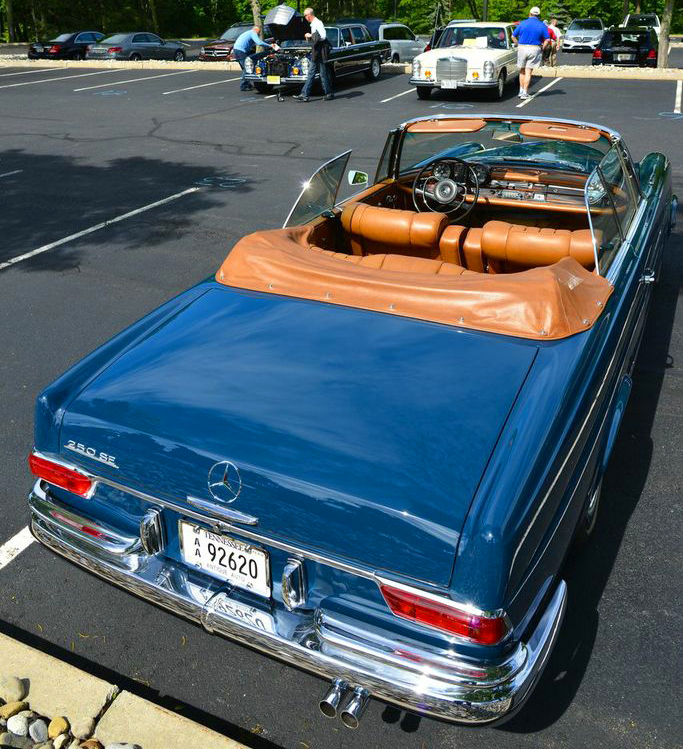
[319,679,369,729]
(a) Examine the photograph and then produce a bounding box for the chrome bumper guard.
[29,483,567,725]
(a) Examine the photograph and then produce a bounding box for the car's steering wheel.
[412,157,480,220]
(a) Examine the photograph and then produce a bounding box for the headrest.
[480,221,595,269]
[341,203,449,251]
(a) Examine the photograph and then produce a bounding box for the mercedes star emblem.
[207,460,242,503]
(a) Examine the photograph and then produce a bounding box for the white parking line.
[0,69,123,90]
[0,169,23,178]
[516,76,563,108]
[0,527,34,572]
[675,80,682,114]
[0,187,200,271]
[381,88,414,103]
[74,70,194,92]
[162,76,241,94]
[0,67,56,77]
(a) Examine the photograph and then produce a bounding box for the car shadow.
[500,190,682,733]
[0,149,257,273]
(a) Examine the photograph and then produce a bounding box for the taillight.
[424,43,431,52]
[592,49,602,59]
[107,46,123,53]
[379,582,509,645]
[28,453,93,497]
[49,45,61,54]
[647,49,656,59]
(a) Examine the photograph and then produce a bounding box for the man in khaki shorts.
[512,6,550,99]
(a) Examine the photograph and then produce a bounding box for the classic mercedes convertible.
[28,115,676,727]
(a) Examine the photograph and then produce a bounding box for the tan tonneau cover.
[216,227,613,340]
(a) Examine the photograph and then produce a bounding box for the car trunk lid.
[59,286,537,586]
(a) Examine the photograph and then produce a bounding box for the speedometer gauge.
[433,162,451,179]
[470,164,490,185]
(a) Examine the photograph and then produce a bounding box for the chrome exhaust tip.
[319,678,348,719]
[339,686,369,729]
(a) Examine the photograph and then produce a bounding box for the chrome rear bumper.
[29,482,567,725]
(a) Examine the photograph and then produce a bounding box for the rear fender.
[599,374,632,477]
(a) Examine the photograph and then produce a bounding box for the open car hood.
[264,4,310,42]
[59,285,538,586]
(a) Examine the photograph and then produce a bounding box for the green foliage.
[1,0,680,41]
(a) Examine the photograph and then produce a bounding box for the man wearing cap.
[512,7,550,99]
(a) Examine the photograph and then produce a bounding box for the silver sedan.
[86,32,186,61]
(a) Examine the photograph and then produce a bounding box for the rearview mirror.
[348,170,369,186]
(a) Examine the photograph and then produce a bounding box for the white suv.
[622,13,661,37]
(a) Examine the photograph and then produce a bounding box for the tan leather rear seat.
[319,248,472,275]
[480,220,595,271]
[341,203,449,258]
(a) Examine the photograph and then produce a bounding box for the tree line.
[1,0,680,42]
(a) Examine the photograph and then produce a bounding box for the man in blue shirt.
[512,7,550,99]
[233,26,279,91]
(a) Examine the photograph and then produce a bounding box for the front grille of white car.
[436,57,467,80]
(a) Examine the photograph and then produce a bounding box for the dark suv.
[592,26,658,67]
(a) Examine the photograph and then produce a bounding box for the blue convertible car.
[28,115,676,727]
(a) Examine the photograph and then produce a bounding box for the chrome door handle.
[640,269,655,284]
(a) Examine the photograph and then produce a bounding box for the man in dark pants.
[233,25,279,91]
[295,7,333,102]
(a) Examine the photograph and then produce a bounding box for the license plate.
[34,45,44,52]
[212,595,276,634]
[441,80,458,89]
[266,75,281,84]
[179,521,270,597]
[616,54,634,61]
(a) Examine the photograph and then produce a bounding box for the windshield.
[607,31,649,46]
[437,26,508,49]
[50,34,73,42]
[280,38,310,47]
[569,20,602,30]
[100,34,128,44]
[220,27,247,41]
[398,121,612,175]
[628,14,657,25]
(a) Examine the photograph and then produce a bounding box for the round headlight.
[245,57,254,73]
[412,59,421,77]
[302,57,310,71]
[200,47,205,54]
[483,61,494,78]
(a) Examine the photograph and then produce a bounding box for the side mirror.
[348,170,369,186]
[344,41,352,47]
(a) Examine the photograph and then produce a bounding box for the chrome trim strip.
[28,494,568,726]
[186,495,258,526]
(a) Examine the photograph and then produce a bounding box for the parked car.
[244,5,390,94]
[27,113,676,728]
[561,18,604,51]
[198,22,253,61]
[411,21,518,100]
[622,12,661,37]
[28,31,104,60]
[86,32,186,61]
[377,22,424,62]
[423,19,479,52]
[593,26,658,67]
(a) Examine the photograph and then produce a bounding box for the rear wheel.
[365,56,382,81]
[254,82,273,94]
[71,51,85,60]
[174,49,185,62]
[416,86,432,100]
[130,53,142,61]
[573,480,602,548]
[391,53,400,63]
[490,71,506,100]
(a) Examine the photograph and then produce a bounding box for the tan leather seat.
[319,249,471,275]
[341,203,449,258]
[480,220,595,271]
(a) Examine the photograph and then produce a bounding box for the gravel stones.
[80,740,104,749]
[71,717,94,740]
[53,735,70,749]
[47,717,70,740]
[0,679,26,705]
[103,744,141,749]
[28,718,49,743]
[0,704,28,721]
[0,731,33,748]
[4,716,27,737]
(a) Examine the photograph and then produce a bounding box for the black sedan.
[592,26,658,66]
[28,31,104,60]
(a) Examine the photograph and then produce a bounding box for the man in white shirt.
[295,7,334,102]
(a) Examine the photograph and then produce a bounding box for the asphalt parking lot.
[0,61,681,749]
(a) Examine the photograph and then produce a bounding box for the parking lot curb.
[534,66,683,80]
[0,632,247,748]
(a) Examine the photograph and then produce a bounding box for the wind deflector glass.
[283,151,352,228]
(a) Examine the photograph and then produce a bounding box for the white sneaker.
[520,92,531,100]
[517,91,524,98]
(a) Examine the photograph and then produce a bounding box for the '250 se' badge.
[64,440,118,469]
